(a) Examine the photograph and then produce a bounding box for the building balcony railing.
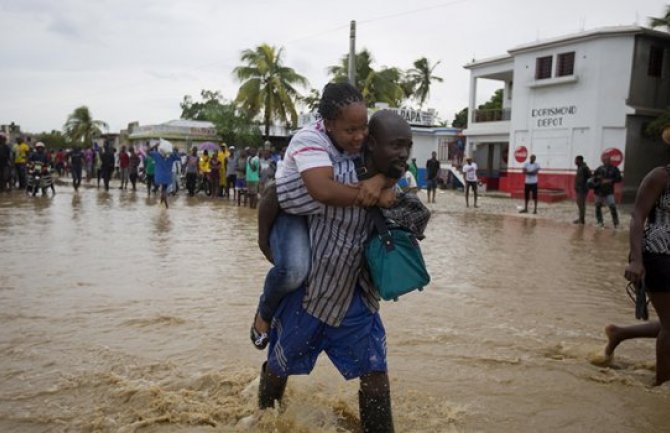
[472,108,511,123]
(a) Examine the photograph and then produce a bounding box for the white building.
[464,26,670,201]
[127,119,220,150]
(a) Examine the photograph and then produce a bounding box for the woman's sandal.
[250,325,269,350]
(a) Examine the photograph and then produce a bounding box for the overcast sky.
[0,0,666,134]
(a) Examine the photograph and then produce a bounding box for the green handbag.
[365,207,430,301]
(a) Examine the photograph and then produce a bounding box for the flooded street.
[0,185,668,433]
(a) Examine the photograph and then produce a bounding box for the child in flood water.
[250,83,393,350]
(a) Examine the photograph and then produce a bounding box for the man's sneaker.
[597,222,605,229]
[613,223,619,230]
[519,209,528,214]
[573,219,584,224]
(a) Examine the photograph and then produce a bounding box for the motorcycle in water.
[25,161,55,196]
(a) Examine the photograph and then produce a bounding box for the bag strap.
[369,206,389,236]
[369,207,396,252]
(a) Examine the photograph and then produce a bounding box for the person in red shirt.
[118,145,130,190]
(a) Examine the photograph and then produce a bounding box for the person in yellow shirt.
[13,137,30,189]
[199,150,211,195]
[217,146,227,196]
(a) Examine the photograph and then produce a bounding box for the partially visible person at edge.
[68,146,84,191]
[144,148,156,196]
[209,150,222,198]
[148,144,181,208]
[397,168,418,194]
[251,89,416,432]
[245,147,260,209]
[199,149,211,194]
[236,148,248,197]
[225,146,237,199]
[100,144,115,192]
[425,151,440,203]
[185,147,200,196]
[599,163,670,386]
[118,145,130,190]
[462,156,479,208]
[13,137,30,189]
[0,135,10,192]
[84,146,94,183]
[217,146,227,197]
[169,147,182,196]
[250,83,393,351]
[128,147,141,191]
[573,155,591,224]
[593,153,622,229]
[520,154,540,214]
[408,157,418,184]
[95,147,103,188]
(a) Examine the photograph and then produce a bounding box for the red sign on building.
[602,147,623,167]
[514,146,528,163]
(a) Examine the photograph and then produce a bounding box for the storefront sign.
[386,108,435,126]
[514,146,528,163]
[531,105,577,128]
[602,147,623,167]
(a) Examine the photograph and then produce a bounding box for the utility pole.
[348,20,356,86]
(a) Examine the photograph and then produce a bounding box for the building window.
[535,56,553,79]
[648,46,664,77]
[556,52,575,76]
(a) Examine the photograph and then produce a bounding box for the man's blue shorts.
[266,286,387,380]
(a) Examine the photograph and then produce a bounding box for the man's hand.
[378,188,397,208]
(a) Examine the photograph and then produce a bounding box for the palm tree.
[300,88,322,112]
[233,44,308,139]
[649,6,670,30]
[406,57,443,109]
[327,49,405,107]
[63,106,108,145]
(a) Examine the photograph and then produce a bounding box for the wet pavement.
[0,181,666,433]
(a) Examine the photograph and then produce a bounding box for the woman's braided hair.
[318,82,364,120]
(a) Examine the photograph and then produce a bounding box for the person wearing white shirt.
[396,169,417,193]
[520,154,540,214]
[462,157,479,208]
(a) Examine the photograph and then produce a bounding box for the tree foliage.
[233,44,308,138]
[37,130,69,149]
[327,50,443,110]
[63,106,108,145]
[180,90,262,147]
[649,6,670,30]
[405,57,443,109]
[328,49,405,107]
[452,107,468,128]
[478,89,503,110]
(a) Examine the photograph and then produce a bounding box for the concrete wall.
[509,35,635,175]
[628,35,670,109]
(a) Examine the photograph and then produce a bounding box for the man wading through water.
[246,85,429,432]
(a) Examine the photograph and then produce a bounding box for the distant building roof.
[128,119,219,141]
[508,25,670,54]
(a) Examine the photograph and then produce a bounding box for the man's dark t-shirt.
[69,149,83,168]
[426,158,440,180]
[593,164,621,196]
[0,143,10,165]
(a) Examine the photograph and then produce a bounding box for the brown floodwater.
[0,185,668,433]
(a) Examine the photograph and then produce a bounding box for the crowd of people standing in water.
[0,132,281,208]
